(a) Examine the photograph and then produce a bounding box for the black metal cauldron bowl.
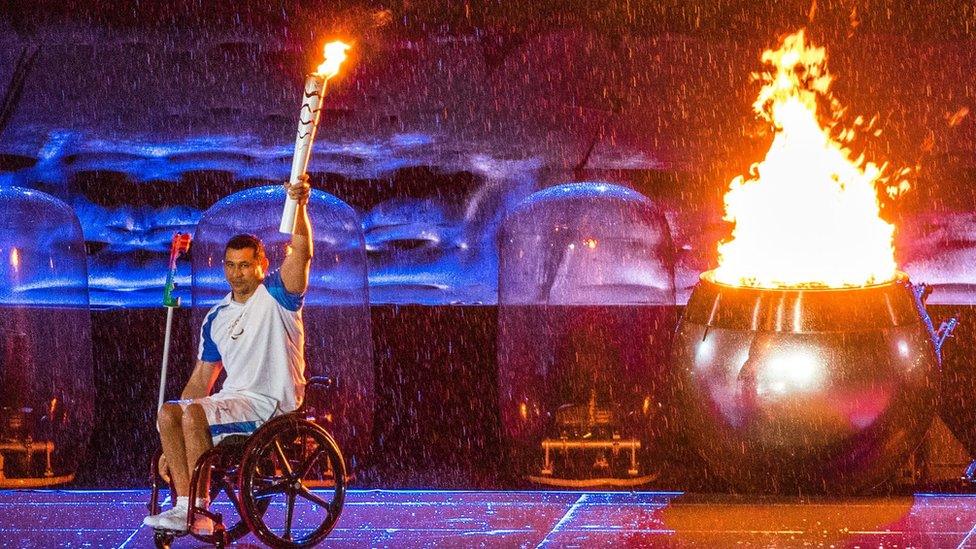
[670,271,956,494]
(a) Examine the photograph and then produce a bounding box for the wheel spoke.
[253,473,279,485]
[283,490,297,541]
[274,440,295,476]
[297,485,332,511]
[297,446,327,478]
[254,478,290,499]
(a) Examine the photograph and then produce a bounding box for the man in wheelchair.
[144,177,313,534]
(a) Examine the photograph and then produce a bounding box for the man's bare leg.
[182,404,214,499]
[158,403,190,496]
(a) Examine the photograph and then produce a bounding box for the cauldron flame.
[713,31,905,289]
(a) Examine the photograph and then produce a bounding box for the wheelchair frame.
[148,376,347,548]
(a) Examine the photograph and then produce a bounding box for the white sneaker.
[144,498,185,528]
[154,506,189,532]
[151,498,190,532]
[142,513,161,528]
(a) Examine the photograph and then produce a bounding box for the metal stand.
[541,435,641,477]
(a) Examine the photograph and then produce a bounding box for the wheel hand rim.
[273,439,294,476]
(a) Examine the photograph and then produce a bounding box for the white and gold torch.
[280,40,350,233]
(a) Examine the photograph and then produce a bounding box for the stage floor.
[2,489,976,547]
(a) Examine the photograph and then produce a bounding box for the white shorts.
[174,392,278,444]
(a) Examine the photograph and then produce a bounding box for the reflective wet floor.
[2,489,976,548]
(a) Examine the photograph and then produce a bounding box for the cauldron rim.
[685,270,923,331]
[699,269,909,293]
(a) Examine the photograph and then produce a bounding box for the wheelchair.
[148,376,346,548]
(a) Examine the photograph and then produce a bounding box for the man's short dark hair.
[225,233,266,260]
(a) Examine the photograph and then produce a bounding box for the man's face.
[224,247,267,297]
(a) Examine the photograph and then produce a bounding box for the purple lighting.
[5,489,976,547]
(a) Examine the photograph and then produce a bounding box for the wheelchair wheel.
[239,416,346,548]
[185,438,271,545]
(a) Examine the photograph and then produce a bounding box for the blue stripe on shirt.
[199,304,228,362]
[265,270,305,311]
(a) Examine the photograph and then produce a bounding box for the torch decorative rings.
[280,41,350,234]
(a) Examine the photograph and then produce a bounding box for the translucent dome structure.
[192,186,373,465]
[497,183,677,485]
[0,186,94,487]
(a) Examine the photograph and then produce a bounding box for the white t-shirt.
[197,271,306,414]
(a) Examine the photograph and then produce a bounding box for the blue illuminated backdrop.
[0,22,973,308]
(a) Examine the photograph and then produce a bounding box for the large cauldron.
[671,271,955,493]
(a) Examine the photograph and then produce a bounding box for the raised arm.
[181,360,222,400]
[280,175,313,295]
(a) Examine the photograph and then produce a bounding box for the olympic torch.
[280,41,351,233]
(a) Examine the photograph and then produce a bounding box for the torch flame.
[712,30,897,289]
[315,41,351,79]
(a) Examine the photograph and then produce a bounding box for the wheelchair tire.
[238,415,346,548]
